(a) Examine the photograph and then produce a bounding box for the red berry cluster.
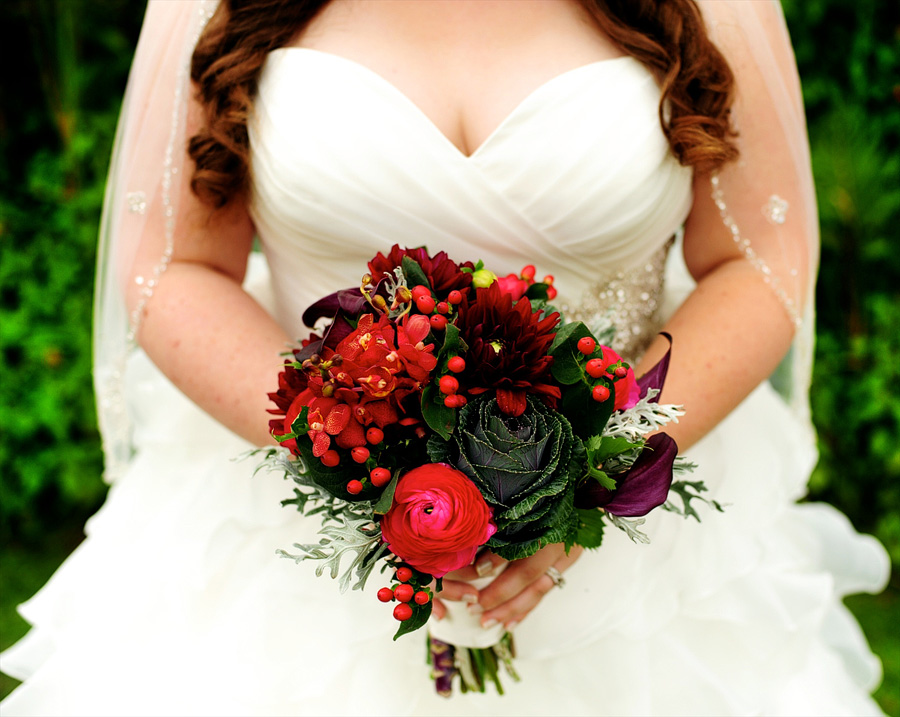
[410,285,462,332]
[576,337,631,404]
[377,565,432,622]
[439,371,468,409]
[344,427,391,494]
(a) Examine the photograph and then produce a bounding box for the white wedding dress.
[1,45,891,717]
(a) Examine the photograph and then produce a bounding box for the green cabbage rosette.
[427,395,580,560]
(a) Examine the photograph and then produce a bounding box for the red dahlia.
[368,245,474,298]
[455,282,561,417]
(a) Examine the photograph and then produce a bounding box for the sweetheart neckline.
[266,47,641,160]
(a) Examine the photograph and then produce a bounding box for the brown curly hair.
[189,0,737,209]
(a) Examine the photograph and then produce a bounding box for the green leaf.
[401,255,431,290]
[590,436,636,462]
[587,465,616,491]
[372,471,400,515]
[421,323,464,439]
[549,349,584,386]
[393,600,432,640]
[549,320,593,354]
[574,508,606,549]
[561,383,615,439]
[524,282,549,301]
[422,384,455,440]
[290,406,310,434]
[664,480,724,522]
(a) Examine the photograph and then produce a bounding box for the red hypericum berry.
[414,591,431,605]
[455,394,467,407]
[444,394,462,408]
[614,365,628,378]
[366,427,384,444]
[370,467,391,487]
[346,479,364,494]
[447,290,462,305]
[393,603,413,621]
[394,583,415,603]
[577,337,597,355]
[321,450,340,467]
[351,446,370,463]
[547,286,558,300]
[543,274,555,285]
[377,587,394,603]
[436,301,450,315]
[430,314,448,330]
[396,567,413,583]
[585,358,605,378]
[592,385,611,402]
[439,375,459,395]
[411,285,430,300]
[447,356,466,373]
[415,295,436,314]
[521,264,536,281]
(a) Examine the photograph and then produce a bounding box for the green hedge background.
[1,0,898,710]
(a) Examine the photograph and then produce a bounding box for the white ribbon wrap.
[427,566,508,649]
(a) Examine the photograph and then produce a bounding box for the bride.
[1,0,890,714]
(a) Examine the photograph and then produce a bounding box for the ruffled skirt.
[1,265,890,716]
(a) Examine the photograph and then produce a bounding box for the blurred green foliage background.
[1,0,898,710]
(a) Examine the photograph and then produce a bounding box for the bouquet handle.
[427,563,508,649]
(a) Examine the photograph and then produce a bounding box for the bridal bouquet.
[260,245,717,695]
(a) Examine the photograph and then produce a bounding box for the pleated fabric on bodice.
[249,48,693,346]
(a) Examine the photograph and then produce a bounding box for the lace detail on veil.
[127,1,215,340]
[709,172,802,329]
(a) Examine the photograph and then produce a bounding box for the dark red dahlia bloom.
[368,245,474,298]
[455,282,561,417]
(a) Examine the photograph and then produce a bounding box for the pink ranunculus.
[615,369,640,411]
[599,346,640,411]
[380,464,496,578]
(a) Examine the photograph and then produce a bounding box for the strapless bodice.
[249,48,693,355]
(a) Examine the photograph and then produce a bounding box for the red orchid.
[271,313,437,460]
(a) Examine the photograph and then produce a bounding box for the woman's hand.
[433,543,583,629]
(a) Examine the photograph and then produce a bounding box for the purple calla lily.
[301,287,367,329]
[295,314,356,361]
[637,332,672,404]
[574,432,678,516]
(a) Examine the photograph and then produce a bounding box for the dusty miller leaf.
[277,514,384,593]
[608,514,650,544]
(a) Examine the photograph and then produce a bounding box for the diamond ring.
[545,566,565,589]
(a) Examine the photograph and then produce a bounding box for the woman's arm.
[124,106,290,449]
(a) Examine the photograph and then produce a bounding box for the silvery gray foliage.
[607,514,650,544]
[603,388,685,442]
[251,447,388,591]
[277,514,389,593]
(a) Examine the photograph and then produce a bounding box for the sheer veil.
[93,0,819,483]
[93,0,215,482]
